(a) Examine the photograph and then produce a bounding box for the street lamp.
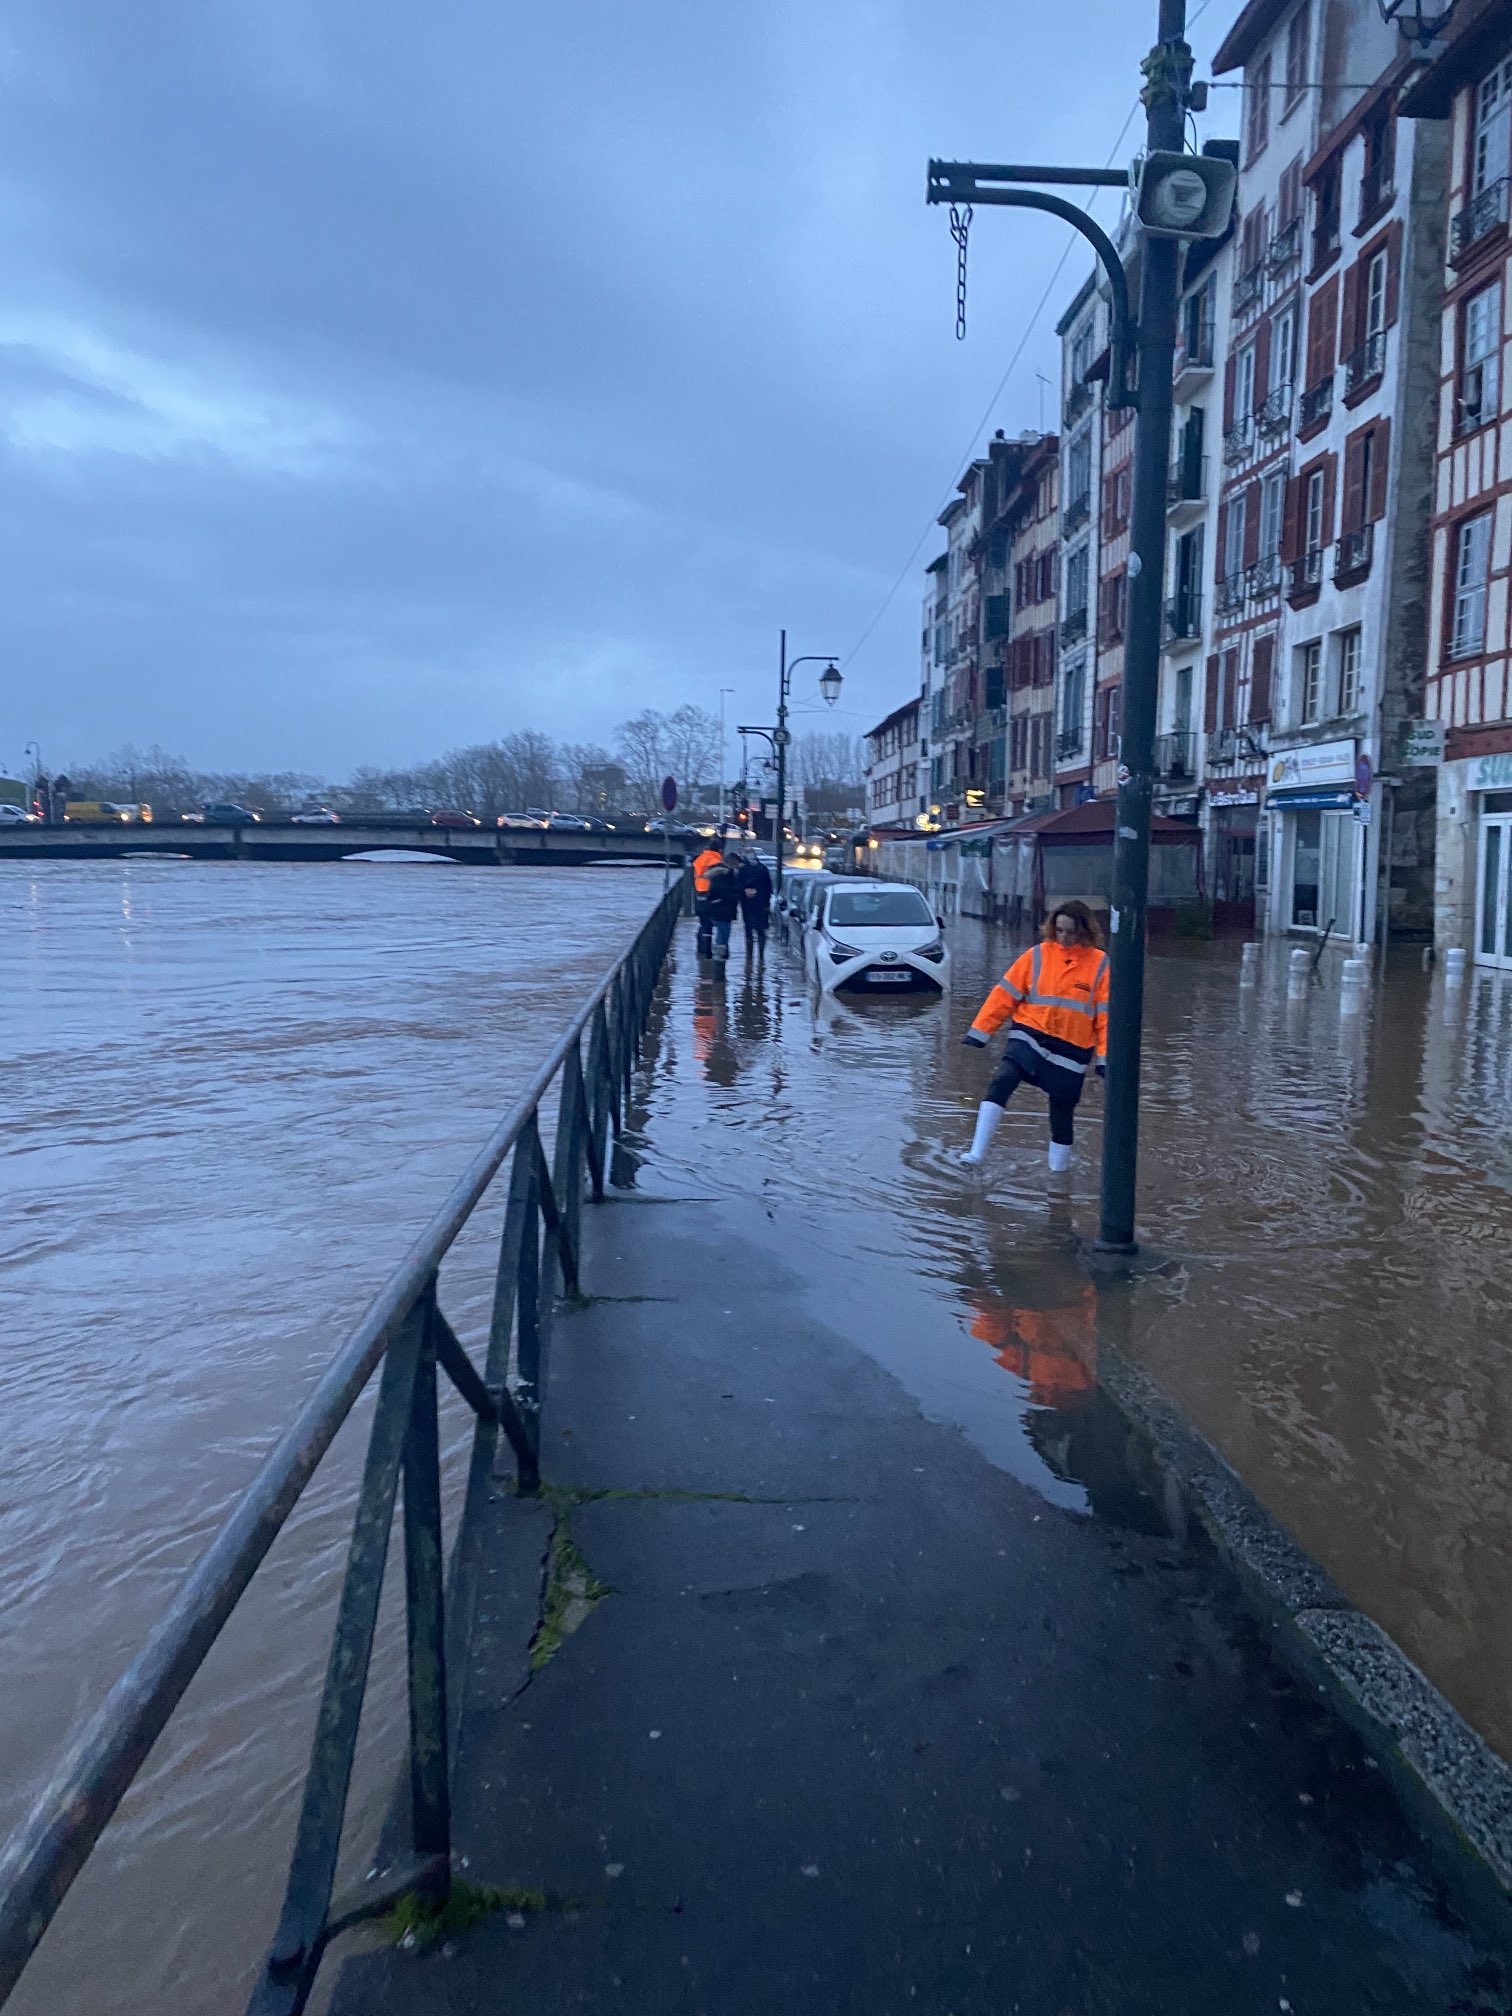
[718,687,734,835]
[1375,0,1456,41]
[773,631,840,894]
[818,662,843,708]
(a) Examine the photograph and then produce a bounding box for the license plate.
[867,968,911,984]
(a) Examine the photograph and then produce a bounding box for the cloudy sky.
[1,0,1236,778]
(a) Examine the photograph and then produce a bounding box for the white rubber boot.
[1047,1140,1072,1175]
[958,1102,1003,1166]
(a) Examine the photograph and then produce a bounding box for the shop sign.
[1268,739,1357,792]
[1470,752,1512,792]
[1400,721,1445,768]
[1208,790,1258,806]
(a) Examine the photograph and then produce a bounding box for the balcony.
[1056,727,1085,761]
[1359,158,1395,228]
[1287,548,1325,602]
[1344,329,1387,400]
[1063,379,1095,426]
[1060,606,1089,647]
[1155,731,1197,782]
[1215,571,1247,620]
[1222,415,1255,465]
[1174,322,1216,394]
[1300,375,1334,433]
[1061,490,1091,536]
[1334,524,1374,583]
[1167,453,1208,514]
[1163,591,1203,644]
[1255,381,1293,437]
[1247,553,1282,598]
[1232,262,1265,318]
[1311,213,1342,276]
[1208,724,1267,766]
[1265,217,1302,276]
[1451,177,1510,265]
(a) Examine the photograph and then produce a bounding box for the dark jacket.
[737,856,773,917]
[703,862,741,922]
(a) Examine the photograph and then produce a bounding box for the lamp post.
[774,630,841,894]
[24,742,42,822]
[718,687,734,836]
[1375,0,1456,43]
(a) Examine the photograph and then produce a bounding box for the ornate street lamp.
[1376,0,1457,44]
[818,661,843,707]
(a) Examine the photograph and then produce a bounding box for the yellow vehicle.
[63,802,154,824]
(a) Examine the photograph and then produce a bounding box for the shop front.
[1469,753,1512,970]
[1265,739,1373,942]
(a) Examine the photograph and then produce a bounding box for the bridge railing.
[0,878,686,2016]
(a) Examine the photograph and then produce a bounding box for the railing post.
[585,1000,613,1201]
[403,1292,450,1872]
[512,1129,543,1492]
[552,1039,587,1293]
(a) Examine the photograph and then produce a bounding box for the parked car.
[498,812,548,830]
[804,881,949,997]
[0,803,39,824]
[429,809,481,829]
[290,807,341,825]
[200,803,260,826]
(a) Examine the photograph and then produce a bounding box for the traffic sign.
[661,775,678,813]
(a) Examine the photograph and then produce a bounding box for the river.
[5,863,1512,2013]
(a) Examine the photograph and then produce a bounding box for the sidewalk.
[333,935,1508,2016]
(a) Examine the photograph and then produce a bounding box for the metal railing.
[1311,215,1341,273]
[1174,321,1215,377]
[1056,726,1084,760]
[1063,379,1095,426]
[1288,548,1325,598]
[1167,452,1208,506]
[1061,490,1091,535]
[1301,375,1334,430]
[1360,159,1394,224]
[1256,381,1293,436]
[1163,591,1203,642]
[1452,177,1510,263]
[1344,329,1387,397]
[1247,552,1282,597]
[1265,217,1302,275]
[0,881,685,2016]
[1215,571,1248,619]
[1335,524,1374,580]
[1232,263,1265,317]
[1155,730,1197,780]
[1060,606,1089,646]
[1222,415,1255,465]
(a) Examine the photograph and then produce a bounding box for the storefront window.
[1292,809,1321,926]
[1477,802,1512,967]
[1289,807,1357,933]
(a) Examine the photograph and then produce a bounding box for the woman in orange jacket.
[959,901,1108,1175]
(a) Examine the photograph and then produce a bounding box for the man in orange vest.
[692,842,724,956]
[958,901,1109,1175]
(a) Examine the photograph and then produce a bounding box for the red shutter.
[1093,687,1108,759]
[1223,354,1237,430]
[1280,474,1303,564]
[1249,634,1275,724]
[1222,647,1241,728]
[1242,481,1262,566]
[1252,317,1273,412]
[1368,419,1391,521]
[1384,220,1403,329]
[1312,275,1339,379]
[1341,432,1367,532]
[1204,653,1220,732]
[1341,256,1362,361]
[1322,451,1338,541]
[1214,501,1228,581]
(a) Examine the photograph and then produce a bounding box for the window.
[1247,51,1272,161]
[1473,56,1512,199]
[1065,543,1089,618]
[1278,157,1303,230]
[1060,656,1086,741]
[1312,158,1342,268]
[1236,343,1257,423]
[1225,493,1248,580]
[1272,306,1296,391]
[1451,512,1493,659]
[1462,282,1502,432]
[1070,318,1096,388]
[1364,248,1388,341]
[1361,108,1395,220]
[1260,471,1286,557]
[828,888,934,929]
[1300,639,1323,723]
[1304,468,1325,555]
[1068,428,1092,504]
[1285,6,1309,111]
[1337,627,1362,713]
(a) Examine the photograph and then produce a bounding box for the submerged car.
[805,881,949,995]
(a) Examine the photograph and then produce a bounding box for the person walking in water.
[958,901,1108,1175]
[737,847,773,957]
[701,848,743,962]
[692,840,724,957]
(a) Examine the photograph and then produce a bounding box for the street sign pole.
[660,774,677,892]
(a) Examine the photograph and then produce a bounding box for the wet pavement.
[333,915,1512,2015]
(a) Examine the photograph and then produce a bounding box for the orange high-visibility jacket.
[969,940,1109,1062]
[692,848,723,894]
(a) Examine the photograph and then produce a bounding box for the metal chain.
[948,203,972,341]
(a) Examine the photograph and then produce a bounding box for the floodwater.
[0,861,669,2016]
[5,862,1512,2013]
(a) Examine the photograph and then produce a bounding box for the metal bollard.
[1445,946,1468,987]
[1287,945,1310,999]
[1239,941,1260,987]
[1340,957,1367,1011]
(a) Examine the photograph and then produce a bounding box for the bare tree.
[664,705,722,796]
[615,710,669,815]
[559,742,623,814]
[792,731,863,792]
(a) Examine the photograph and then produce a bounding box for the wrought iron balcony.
[1256,382,1293,436]
[1155,731,1197,781]
[1360,158,1395,225]
[1060,606,1088,646]
[1452,177,1510,264]
[1334,525,1374,582]
[1174,321,1216,382]
[1222,416,1255,465]
[1056,727,1084,760]
[1265,217,1302,275]
[1344,329,1387,398]
[1207,723,1267,766]
[1300,375,1334,430]
[1063,379,1095,426]
[1311,213,1341,273]
[1163,591,1203,643]
[1167,453,1208,508]
[1247,553,1282,598]
[1288,548,1324,599]
[1232,263,1265,317]
[1061,490,1091,536]
[1215,571,1248,619]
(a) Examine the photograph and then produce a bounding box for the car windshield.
[827,889,933,929]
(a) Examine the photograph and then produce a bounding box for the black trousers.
[741,901,769,947]
[986,1042,1086,1146]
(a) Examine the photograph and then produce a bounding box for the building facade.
[863,697,924,828]
[1057,279,1105,803]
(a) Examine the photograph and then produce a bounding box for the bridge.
[0,822,688,867]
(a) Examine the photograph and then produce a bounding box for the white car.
[805,880,950,996]
[290,808,341,824]
[0,804,38,824]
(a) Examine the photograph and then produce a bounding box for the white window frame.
[1304,469,1325,556]
[1474,57,1512,198]
[1364,248,1389,341]
[1235,342,1257,420]
[1065,541,1090,617]
[1300,639,1323,724]
[1463,281,1502,430]
[1337,626,1362,714]
[1067,427,1092,504]
[1272,306,1297,392]
[1225,492,1248,580]
[1260,470,1286,557]
[1451,512,1493,660]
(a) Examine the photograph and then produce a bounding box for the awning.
[1266,787,1356,811]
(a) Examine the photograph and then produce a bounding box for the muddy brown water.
[4,862,1511,2011]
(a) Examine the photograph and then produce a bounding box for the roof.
[1400,0,1512,118]
[865,696,921,741]
[926,551,948,575]
[1013,799,1201,845]
[1213,0,1291,75]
